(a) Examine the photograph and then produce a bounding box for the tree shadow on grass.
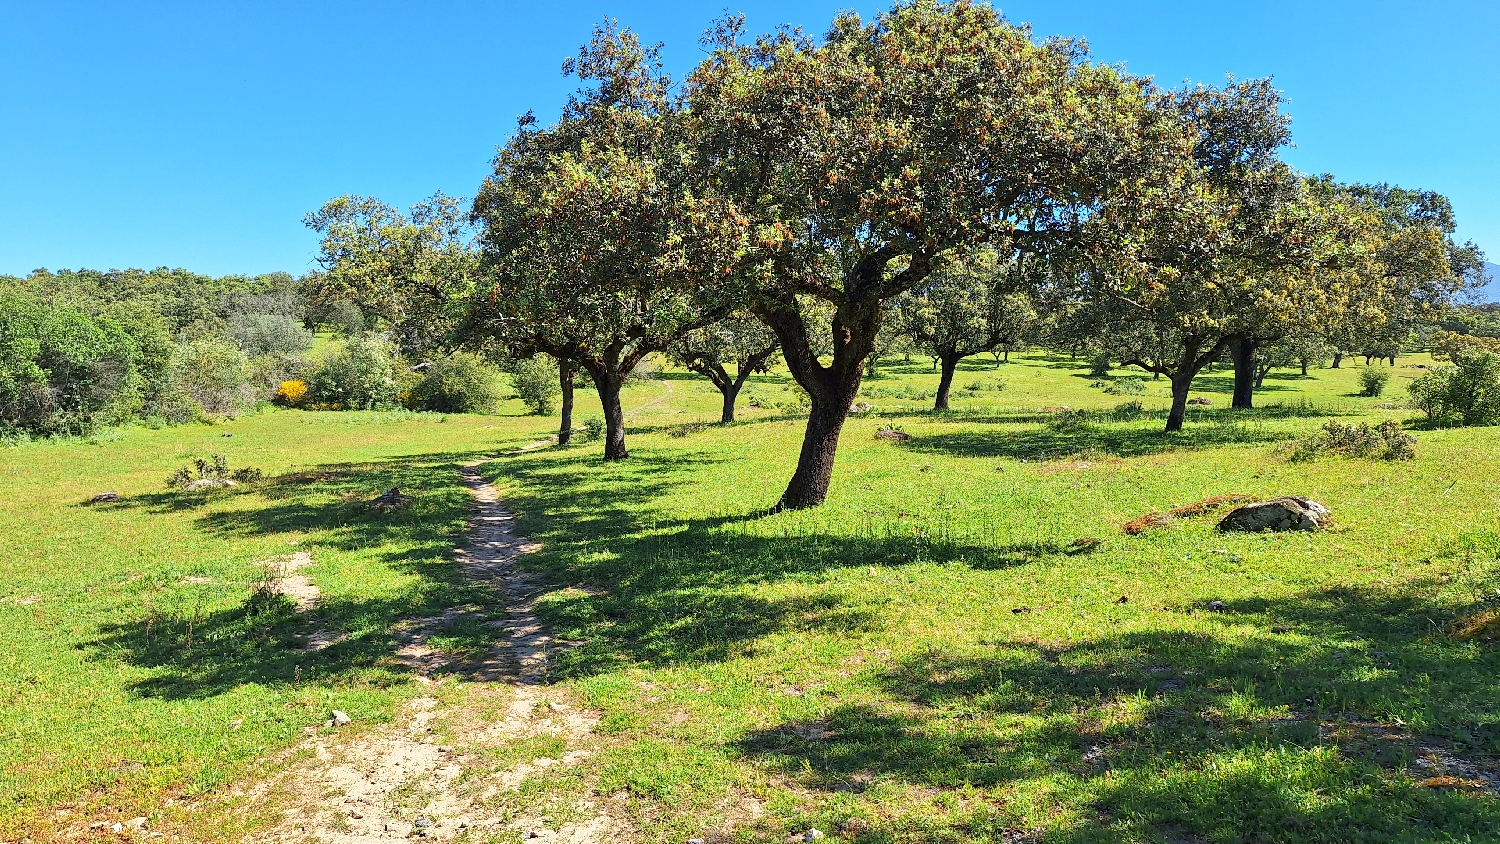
[901,419,1295,460]
[738,582,1500,841]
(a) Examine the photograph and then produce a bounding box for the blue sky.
[1,1,1496,278]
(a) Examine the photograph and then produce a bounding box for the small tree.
[510,356,560,415]
[1359,367,1390,397]
[892,249,1035,411]
[173,337,254,417]
[1408,353,1500,426]
[470,23,743,459]
[408,353,502,413]
[669,316,779,423]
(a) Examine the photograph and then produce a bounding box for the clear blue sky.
[2,1,1496,278]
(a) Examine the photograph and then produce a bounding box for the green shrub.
[510,357,560,415]
[1104,377,1146,395]
[1109,400,1146,421]
[1359,367,1390,397]
[1088,352,1112,377]
[1046,408,1093,432]
[1290,419,1416,462]
[173,337,254,417]
[578,416,605,442]
[309,337,400,410]
[1408,353,1500,426]
[408,353,502,414]
[226,313,314,357]
[0,293,144,435]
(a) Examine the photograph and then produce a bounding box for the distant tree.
[893,249,1037,410]
[1059,79,1367,430]
[226,312,314,357]
[689,2,1175,507]
[308,337,401,410]
[470,22,744,459]
[173,337,254,417]
[407,352,503,414]
[669,316,779,423]
[304,192,478,356]
[509,356,561,416]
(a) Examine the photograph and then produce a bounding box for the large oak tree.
[470,23,745,460]
[688,0,1177,508]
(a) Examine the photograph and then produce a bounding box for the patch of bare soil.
[253,450,622,843]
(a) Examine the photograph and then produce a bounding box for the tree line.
[3,1,1487,512]
[305,1,1485,511]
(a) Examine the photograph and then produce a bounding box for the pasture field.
[4,354,1500,842]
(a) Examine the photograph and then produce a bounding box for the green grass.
[4,354,1499,842]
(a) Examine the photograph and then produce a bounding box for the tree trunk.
[719,383,739,424]
[1167,371,1195,432]
[557,360,576,445]
[1300,359,1309,376]
[778,387,858,509]
[934,353,960,411]
[1231,338,1258,409]
[593,373,627,461]
[1332,351,1343,369]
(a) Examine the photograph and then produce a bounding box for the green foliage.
[225,312,314,357]
[1088,352,1113,377]
[406,353,502,414]
[1104,377,1146,395]
[1290,419,1417,461]
[578,416,605,442]
[165,454,264,488]
[1408,353,1500,426]
[509,357,560,415]
[172,337,253,417]
[308,337,401,411]
[0,292,142,435]
[1109,400,1147,421]
[1358,367,1390,397]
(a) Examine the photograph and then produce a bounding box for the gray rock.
[1217,497,1330,532]
[1187,396,1212,406]
[368,487,414,510]
[90,492,120,503]
[805,830,825,842]
[331,709,352,726]
[1206,600,1229,612]
[182,477,237,492]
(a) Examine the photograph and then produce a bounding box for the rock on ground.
[1218,496,1331,532]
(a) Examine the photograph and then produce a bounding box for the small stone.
[1114,595,1129,605]
[331,710,352,726]
[1206,600,1229,612]
[90,491,120,503]
[1012,606,1031,614]
[349,812,364,820]
[687,839,707,844]
[805,830,825,842]
[547,701,568,712]
[221,432,233,437]
[414,816,432,829]
[111,822,123,834]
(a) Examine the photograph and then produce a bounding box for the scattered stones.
[874,427,911,442]
[181,477,237,492]
[1187,396,1212,405]
[1217,496,1331,532]
[89,491,120,504]
[368,487,415,510]
[804,830,825,842]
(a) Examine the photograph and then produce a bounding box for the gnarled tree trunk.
[934,352,961,411]
[1167,371,1195,432]
[1231,338,1258,409]
[557,359,576,445]
[592,371,627,460]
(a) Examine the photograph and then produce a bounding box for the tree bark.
[557,360,576,445]
[1167,371,1195,432]
[591,372,627,460]
[1332,351,1343,369]
[1231,338,1258,409]
[934,352,960,411]
[1300,359,1309,376]
[754,296,878,510]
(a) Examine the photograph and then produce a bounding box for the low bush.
[408,353,503,414]
[1104,377,1146,395]
[1109,400,1146,421]
[173,337,255,417]
[226,312,314,357]
[510,357,560,415]
[308,337,401,410]
[1046,408,1093,432]
[275,379,310,407]
[577,416,605,442]
[1088,352,1112,377]
[166,454,264,489]
[1290,419,1416,462]
[1359,367,1390,397]
[1408,353,1500,426]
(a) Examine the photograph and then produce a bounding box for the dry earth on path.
[248,445,624,844]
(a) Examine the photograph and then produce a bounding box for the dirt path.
[254,449,619,843]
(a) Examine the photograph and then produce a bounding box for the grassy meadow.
[4,353,1500,842]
